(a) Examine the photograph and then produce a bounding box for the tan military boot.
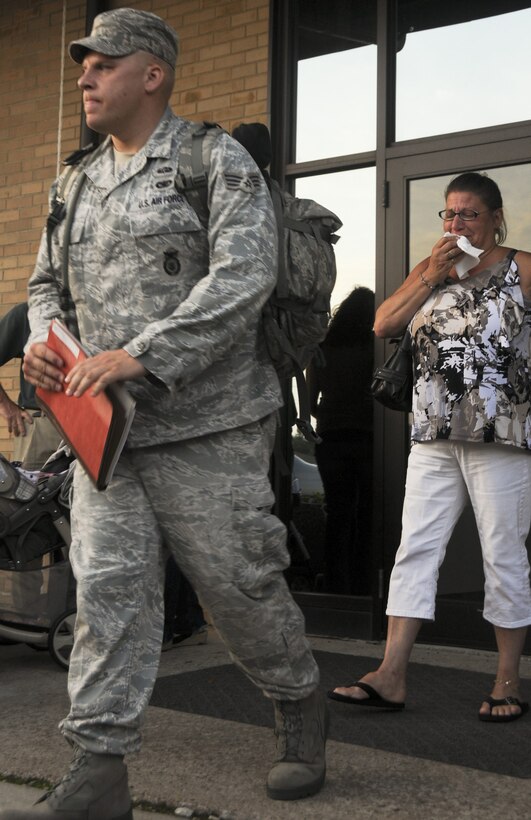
[267,688,329,800]
[0,745,132,819]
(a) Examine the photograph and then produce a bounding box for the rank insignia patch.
[223,172,261,193]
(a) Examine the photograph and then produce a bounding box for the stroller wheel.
[48,608,77,670]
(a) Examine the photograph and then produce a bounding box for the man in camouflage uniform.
[0,9,328,820]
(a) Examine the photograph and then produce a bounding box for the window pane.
[296,46,377,162]
[295,168,376,309]
[397,9,531,142]
[292,171,376,598]
[409,164,531,271]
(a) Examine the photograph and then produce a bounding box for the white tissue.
[444,232,483,279]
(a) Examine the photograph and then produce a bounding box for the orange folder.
[36,319,136,490]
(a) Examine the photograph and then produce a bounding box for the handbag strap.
[390,331,412,352]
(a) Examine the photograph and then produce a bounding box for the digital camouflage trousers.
[61,415,319,754]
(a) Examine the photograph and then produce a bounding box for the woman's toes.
[332,684,369,699]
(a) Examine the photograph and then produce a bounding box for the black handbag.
[371,332,413,412]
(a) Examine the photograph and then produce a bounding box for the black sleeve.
[0,303,30,365]
[0,302,36,408]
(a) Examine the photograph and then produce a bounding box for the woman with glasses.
[328,171,531,722]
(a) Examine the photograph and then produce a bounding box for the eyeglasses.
[438,208,488,221]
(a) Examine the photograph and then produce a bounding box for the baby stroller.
[0,451,75,669]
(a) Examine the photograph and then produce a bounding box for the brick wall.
[0,0,270,458]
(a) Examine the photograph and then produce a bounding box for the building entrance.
[271,0,531,651]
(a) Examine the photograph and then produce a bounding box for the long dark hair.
[324,286,375,347]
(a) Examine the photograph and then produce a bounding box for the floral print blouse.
[410,250,531,450]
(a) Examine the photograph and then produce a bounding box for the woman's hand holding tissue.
[425,234,465,283]
[443,232,483,278]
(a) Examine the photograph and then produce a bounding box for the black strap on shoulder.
[63,143,97,167]
[46,143,98,260]
[174,121,225,226]
[45,142,101,336]
[269,181,287,297]
[501,248,518,280]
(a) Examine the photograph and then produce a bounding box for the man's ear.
[144,63,164,93]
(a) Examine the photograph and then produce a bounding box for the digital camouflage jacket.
[28,109,282,447]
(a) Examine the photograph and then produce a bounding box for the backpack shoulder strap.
[46,142,101,336]
[269,180,288,297]
[47,144,97,234]
[174,121,226,226]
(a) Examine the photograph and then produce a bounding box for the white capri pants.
[387,440,531,628]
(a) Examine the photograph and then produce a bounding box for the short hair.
[444,172,507,244]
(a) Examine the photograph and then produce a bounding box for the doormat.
[150,650,531,778]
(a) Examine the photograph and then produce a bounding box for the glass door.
[286,169,378,639]
[383,138,531,649]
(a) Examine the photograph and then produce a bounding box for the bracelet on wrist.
[419,270,437,291]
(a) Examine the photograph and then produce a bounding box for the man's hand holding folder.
[26,319,137,490]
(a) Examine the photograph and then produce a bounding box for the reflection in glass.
[296,46,377,162]
[396,8,531,142]
[307,287,375,595]
[296,168,376,309]
[290,171,376,597]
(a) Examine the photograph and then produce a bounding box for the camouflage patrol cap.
[69,8,178,69]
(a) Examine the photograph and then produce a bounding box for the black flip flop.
[327,680,405,711]
[478,695,529,723]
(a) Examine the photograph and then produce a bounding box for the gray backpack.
[175,121,343,440]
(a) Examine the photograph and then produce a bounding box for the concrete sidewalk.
[1,630,530,819]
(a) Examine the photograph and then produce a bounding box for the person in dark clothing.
[307,287,375,595]
[0,303,36,438]
[231,122,272,188]
[162,555,208,649]
[0,302,61,469]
